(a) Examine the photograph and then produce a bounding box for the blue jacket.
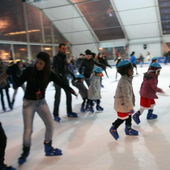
[130,55,136,64]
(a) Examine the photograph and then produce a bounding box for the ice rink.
[0,63,170,170]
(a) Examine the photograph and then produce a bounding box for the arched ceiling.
[27,0,170,45]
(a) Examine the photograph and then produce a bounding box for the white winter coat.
[88,73,101,100]
[114,75,135,113]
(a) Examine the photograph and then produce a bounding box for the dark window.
[13,45,28,61]
[94,27,125,41]
[43,15,52,43]
[0,0,27,41]
[43,46,53,59]
[0,44,11,62]
[26,4,43,43]
[31,45,42,60]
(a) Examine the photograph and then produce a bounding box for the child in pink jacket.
[133,63,164,125]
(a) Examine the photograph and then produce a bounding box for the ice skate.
[109,126,119,140]
[96,105,104,111]
[18,147,30,166]
[147,110,157,119]
[133,111,141,124]
[125,125,138,136]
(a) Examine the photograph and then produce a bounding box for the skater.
[72,74,89,112]
[114,53,122,79]
[0,58,13,111]
[0,122,16,170]
[109,60,138,140]
[79,49,105,87]
[130,51,138,75]
[1,52,77,165]
[133,63,164,125]
[52,43,77,122]
[88,67,104,113]
[139,53,144,67]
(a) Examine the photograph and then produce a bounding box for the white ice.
[0,63,170,170]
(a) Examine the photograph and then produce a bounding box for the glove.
[70,89,78,97]
[129,109,134,114]
[94,92,98,96]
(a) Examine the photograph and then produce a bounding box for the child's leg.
[147,103,157,119]
[89,100,94,113]
[110,118,124,140]
[81,98,86,112]
[96,99,104,111]
[125,115,138,135]
[133,107,145,125]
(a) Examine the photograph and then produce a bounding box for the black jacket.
[79,58,105,78]
[52,52,75,80]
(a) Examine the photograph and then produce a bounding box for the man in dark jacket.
[52,43,77,122]
[79,49,105,86]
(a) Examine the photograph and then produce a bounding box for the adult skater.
[0,52,77,166]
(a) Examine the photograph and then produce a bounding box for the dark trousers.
[53,79,72,117]
[112,115,132,129]
[0,122,7,165]
[89,99,100,108]
[0,88,11,109]
[81,97,90,109]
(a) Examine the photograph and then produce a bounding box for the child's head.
[85,49,92,60]
[93,67,102,76]
[75,74,85,82]
[117,60,133,77]
[149,62,162,76]
[151,57,157,63]
[116,53,120,57]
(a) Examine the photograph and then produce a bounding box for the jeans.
[22,98,54,147]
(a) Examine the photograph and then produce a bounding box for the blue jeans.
[22,98,54,147]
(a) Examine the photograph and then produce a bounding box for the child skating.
[109,60,138,140]
[133,63,164,125]
[88,67,104,113]
[72,74,89,112]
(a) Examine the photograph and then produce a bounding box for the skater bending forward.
[109,60,138,140]
[1,52,77,166]
[133,63,164,125]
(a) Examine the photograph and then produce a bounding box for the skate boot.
[109,126,119,140]
[18,146,30,166]
[125,125,138,136]
[133,111,141,125]
[0,164,16,170]
[44,141,62,156]
[67,112,78,117]
[89,107,94,113]
[147,110,157,119]
[2,107,6,112]
[85,104,90,111]
[54,116,61,122]
[80,107,85,113]
[96,105,104,111]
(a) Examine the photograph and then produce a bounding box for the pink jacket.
[140,72,163,99]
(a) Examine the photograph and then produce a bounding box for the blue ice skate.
[80,108,85,113]
[147,110,157,119]
[109,126,119,140]
[125,125,138,136]
[96,105,104,111]
[67,112,78,117]
[0,164,16,170]
[54,116,61,122]
[18,147,30,166]
[44,141,62,156]
[133,111,141,125]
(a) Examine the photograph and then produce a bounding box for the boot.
[18,146,30,165]
[67,112,78,117]
[133,111,141,125]
[109,126,119,140]
[80,107,85,113]
[89,107,94,113]
[147,110,157,119]
[44,141,62,156]
[96,105,104,111]
[54,116,61,122]
[0,164,16,170]
[125,125,138,136]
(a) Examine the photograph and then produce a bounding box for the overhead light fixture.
[44,47,51,50]
[99,47,103,50]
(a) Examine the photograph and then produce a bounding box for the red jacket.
[140,72,163,99]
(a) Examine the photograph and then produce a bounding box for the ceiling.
[27,0,170,45]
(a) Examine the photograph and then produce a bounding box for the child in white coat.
[109,60,138,140]
[88,67,104,113]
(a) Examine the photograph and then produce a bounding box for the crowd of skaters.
[0,43,168,170]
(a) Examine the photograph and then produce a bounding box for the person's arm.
[51,71,77,96]
[0,72,9,83]
[93,59,106,70]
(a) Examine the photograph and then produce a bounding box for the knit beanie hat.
[85,49,92,55]
[91,52,96,58]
